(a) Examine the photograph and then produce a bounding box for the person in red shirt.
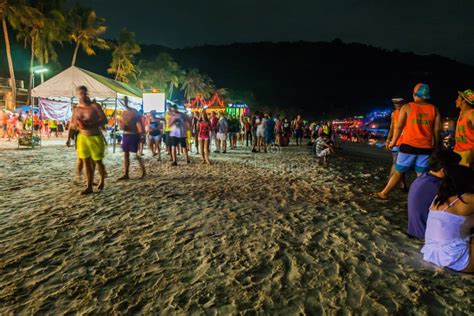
[376,84,441,200]
[32,111,40,135]
[454,89,474,168]
[198,111,211,164]
[1,110,9,138]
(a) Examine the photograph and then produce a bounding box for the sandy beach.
[0,138,473,314]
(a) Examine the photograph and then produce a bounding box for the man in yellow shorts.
[454,89,474,169]
[70,86,108,194]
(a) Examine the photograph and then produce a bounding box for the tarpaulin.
[38,98,72,121]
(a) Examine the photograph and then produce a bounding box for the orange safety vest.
[392,109,403,146]
[454,109,474,152]
[399,102,436,149]
[33,114,40,126]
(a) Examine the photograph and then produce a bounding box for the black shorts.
[33,125,40,131]
[165,131,171,146]
[169,136,187,147]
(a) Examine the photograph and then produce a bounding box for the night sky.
[80,0,473,64]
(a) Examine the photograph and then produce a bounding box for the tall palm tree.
[69,6,108,66]
[107,28,140,82]
[10,4,43,104]
[0,0,26,109]
[35,9,65,82]
[181,68,214,101]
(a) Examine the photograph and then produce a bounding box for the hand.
[385,142,391,151]
[388,141,395,150]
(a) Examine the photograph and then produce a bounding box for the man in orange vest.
[376,83,441,200]
[454,89,474,168]
[385,97,408,191]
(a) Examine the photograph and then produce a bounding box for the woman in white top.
[421,165,474,273]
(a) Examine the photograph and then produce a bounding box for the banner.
[38,98,72,121]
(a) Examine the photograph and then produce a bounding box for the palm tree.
[0,0,26,109]
[107,28,140,82]
[68,6,108,66]
[35,9,65,82]
[181,68,214,101]
[10,4,43,104]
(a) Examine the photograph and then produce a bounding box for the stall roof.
[31,66,142,99]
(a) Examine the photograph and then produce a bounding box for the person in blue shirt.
[265,113,276,148]
[407,150,461,240]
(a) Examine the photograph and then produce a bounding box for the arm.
[468,110,474,130]
[93,103,107,126]
[386,112,395,150]
[433,108,441,149]
[389,105,408,148]
[137,113,146,135]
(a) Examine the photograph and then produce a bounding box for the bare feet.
[118,175,130,181]
[81,187,94,195]
[97,181,105,191]
[374,192,388,200]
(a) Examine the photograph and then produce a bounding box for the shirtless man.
[70,86,107,195]
[118,97,146,179]
[293,115,304,145]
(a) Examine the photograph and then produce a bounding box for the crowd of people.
[4,82,473,274]
[374,84,474,273]
[0,109,67,140]
[65,86,323,195]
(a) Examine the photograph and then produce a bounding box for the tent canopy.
[31,66,142,99]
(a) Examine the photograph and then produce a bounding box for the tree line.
[0,0,224,108]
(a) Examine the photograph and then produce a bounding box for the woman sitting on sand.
[421,165,474,273]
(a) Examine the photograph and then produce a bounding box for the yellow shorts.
[455,149,473,168]
[76,133,105,161]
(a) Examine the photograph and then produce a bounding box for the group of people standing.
[376,83,474,273]
[0,109,66,140]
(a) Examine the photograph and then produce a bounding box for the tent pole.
[113,97,118,153]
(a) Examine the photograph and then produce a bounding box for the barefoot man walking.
[70,86,107,194]
[118,97,146,180]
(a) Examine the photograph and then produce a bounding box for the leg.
[81,158,94,194]
[184,140,190,163]
[136,153,146,178]
[157,139,162,160]
[204,139,210,164]
[95,160,106,191]
[377,171,404,199]
[171,145,177,164]
[118,152,130,180]
[199,140,205,162]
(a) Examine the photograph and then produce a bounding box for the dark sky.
[79,0,474,64]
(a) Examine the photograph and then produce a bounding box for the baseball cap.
[391,97,406,105]
[413,83,430,99]
[458,89,474,105]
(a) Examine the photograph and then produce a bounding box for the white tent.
[31,66,143,152]
[31,66,142,100]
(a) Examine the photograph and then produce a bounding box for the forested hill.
[3,39,474,118]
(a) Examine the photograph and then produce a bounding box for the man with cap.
[454,89,474,168]
[376,83,441,200]
[385,97,408,191]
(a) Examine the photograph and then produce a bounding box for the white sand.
[0,138,473,314]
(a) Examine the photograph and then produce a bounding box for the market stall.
[31,66,143,152]
[226,103,249,118]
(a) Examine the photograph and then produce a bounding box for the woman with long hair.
[198,111,211,164]
[421,165,474,273]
